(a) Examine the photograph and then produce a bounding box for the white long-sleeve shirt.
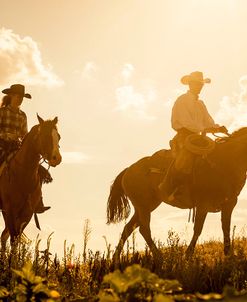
[171,91,218,133]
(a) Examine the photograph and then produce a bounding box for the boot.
[35,197,51,214]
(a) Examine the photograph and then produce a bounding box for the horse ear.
[53,116,58,124]
[37,114,44,125]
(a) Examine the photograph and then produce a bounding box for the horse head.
[36,114,62,167]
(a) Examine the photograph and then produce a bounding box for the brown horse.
[107,128,247,261]
[0,115,62,248]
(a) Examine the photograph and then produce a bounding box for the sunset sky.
[1,0,247,256]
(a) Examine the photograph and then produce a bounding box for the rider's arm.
[204,125,228,134]
[199,101,228,134]
[198,102,228,135]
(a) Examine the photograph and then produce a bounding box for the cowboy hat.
[181,71,211,85]
[2,84,31,99]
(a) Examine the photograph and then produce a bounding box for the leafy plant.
[0,286,10,301]
[12,261,60,301]
[98,264,182,301]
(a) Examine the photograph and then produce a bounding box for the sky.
[1,0,247,257]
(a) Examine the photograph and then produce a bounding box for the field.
[1,228,247,301]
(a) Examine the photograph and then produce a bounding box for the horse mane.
[21,120,58,147]
[21,124,39,146]
[17,121,54,184]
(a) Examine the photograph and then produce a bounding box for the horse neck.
[219,138,247,170]
[14,128,40,173]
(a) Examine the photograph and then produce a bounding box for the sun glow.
[2,0,247,257]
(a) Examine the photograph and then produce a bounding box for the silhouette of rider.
[159,71,228,206]
[0,84,50,213]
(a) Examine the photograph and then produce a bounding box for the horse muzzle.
[48,153,62,167]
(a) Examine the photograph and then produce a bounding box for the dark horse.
[0,115,62,248]
[107,128,247,261]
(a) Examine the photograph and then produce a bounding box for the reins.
[39,158,51,170]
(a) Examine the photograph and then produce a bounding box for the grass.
[0,225,247,301]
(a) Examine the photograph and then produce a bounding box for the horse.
[107,128,247,262]
[0,115,62,249]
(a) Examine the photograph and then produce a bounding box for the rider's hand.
[203,127,216,134]
[204,126,228,135]
[217,125,228,134]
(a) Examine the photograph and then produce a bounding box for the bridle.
[35,124,55,169]
[39,158,50,170]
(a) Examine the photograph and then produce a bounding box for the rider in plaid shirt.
[0,104,28,142]
[0,84,50,214]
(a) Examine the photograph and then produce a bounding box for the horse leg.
[5,214,23,251]
[186,207,207,257]
[9,227,19,250]
[113,212,139,262]
[0,227,9,251]
[138,208,162,263]
[221,199,236,255]
[13,217,30,244]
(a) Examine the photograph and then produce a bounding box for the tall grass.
[0,225,247,301]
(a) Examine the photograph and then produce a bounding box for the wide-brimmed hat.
[181,71,211,85]
[2,84,31,99]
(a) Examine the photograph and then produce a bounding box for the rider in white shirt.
[159,71,227,206]
[172,91,219,134]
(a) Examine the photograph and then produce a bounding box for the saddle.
[150,135,216,210]
[148,149,193,209]
[154,144,237,212]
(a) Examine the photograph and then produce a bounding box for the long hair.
[1,95,11,107]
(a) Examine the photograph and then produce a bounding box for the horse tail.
[107,168,130,224]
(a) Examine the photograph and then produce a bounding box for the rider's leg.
[35,165,52,214]
[158,161,177,202]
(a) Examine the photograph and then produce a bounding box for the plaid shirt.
[0,106,28,141]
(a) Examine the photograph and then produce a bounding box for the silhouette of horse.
[0,115,62,248]
[107,128,247,261]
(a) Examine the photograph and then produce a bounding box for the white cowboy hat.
[181,71,211,85]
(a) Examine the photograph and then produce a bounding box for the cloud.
[115,85,157,120]
[121,63,134,81]
[0,28,63,87]
[61,151,90,164]
[80,61,97,79]
[215,75,247,131]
